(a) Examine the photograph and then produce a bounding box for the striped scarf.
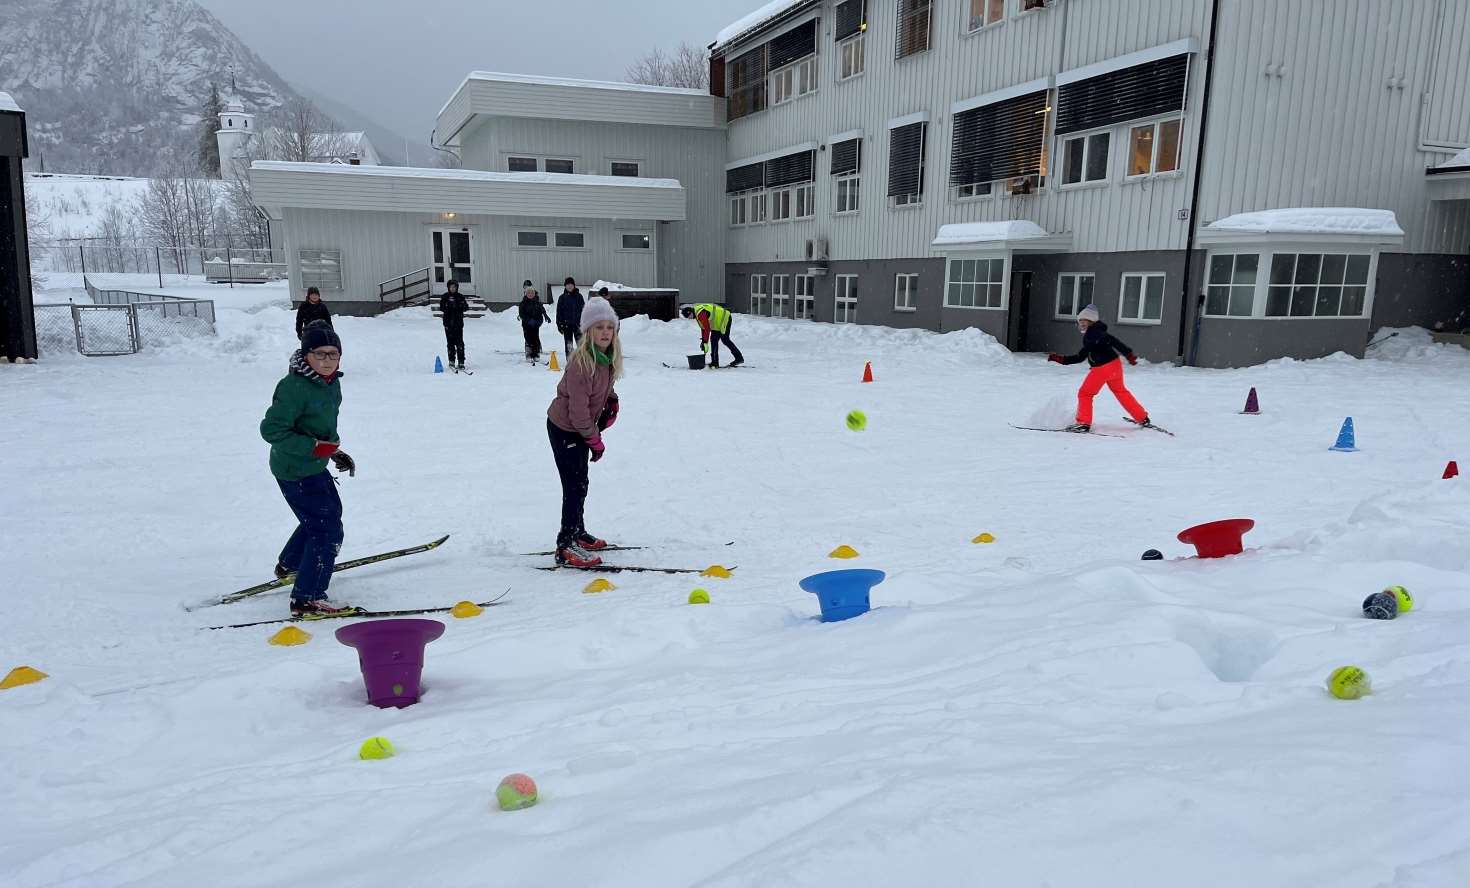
[290,350,340,383]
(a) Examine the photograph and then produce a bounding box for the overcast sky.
[195,0,754,141]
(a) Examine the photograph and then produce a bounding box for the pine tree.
[196,82,223,176]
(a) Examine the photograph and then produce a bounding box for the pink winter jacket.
[547,359,616,441]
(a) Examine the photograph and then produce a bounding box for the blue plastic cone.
[1330,417,1358,452]
[433,356,444,374]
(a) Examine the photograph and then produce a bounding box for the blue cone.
[433,356,444,374]
[1330,416,1357,452]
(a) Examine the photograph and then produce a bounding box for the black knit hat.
[522,279,533,288]
[564,276,576,286]
[301,320,341,353]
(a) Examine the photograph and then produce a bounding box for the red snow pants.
[1077,359,1148,425]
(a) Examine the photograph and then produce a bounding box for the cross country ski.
[191,534,451,610]
[205,590,510,630]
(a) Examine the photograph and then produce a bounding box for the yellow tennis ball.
[846,410,867,431]
[1384,585,1412,612]
[1327,666,1371,700]
[688,588,710,604]
[359,736,395,760]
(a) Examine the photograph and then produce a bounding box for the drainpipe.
[1178,0,1222,365]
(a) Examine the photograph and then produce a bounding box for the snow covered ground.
[3,292,1469,887]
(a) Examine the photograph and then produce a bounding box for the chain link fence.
[33,244,287,286]
[31,276,218,357]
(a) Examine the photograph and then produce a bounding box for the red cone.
[1241,387,1260,414]
[862,361,874,383]
[1445,461,1460,480]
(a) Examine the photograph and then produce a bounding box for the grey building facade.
[709,0,1470,367]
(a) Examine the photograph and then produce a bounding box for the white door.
[429,228,476,295]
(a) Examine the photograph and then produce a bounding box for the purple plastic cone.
[335,619,446,708]
[1242,387,1260,414]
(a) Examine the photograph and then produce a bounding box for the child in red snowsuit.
[1048,304,1153,433]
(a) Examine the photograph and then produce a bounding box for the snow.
[1434,146,1470,170]
[24,173,155,241]
[932,220,1054,246]
[251,161,682,190]
[466,71,708,98]
[591,280,679,294]
[5,291,1470,887]
[1205,207,1406,237]
[0,90,21,113]
[715,0,817,50]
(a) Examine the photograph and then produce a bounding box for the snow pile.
[591,280,678,294]
[1365,326,1470,365]
[1205,207,1405,237]
[932,220,1054,247]
[715,0,816,49]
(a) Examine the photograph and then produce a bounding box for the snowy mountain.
[0,0,306,176]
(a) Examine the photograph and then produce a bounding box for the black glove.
[330,450,356,477]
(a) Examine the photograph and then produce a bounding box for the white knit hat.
[580,296,619,333]
[1078,304,1100,323]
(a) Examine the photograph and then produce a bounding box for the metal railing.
[33,244,288,289]
[379,267,432,307]
[28,276,219,357]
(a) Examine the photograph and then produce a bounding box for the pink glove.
[588,436,605,463]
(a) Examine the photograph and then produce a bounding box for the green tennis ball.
[497,773,538,811]
[845,410,867,432]
[1385,585,1413,612]
[1327,666,1371,700]
[688,588,710,604]
[359,736,395,760]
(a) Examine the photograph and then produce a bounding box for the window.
[967,0,1005,32]
[773,57,817,105]
[888,120,927,207]
[508,156,537,172]
[896,0,931,59]
[945,258,1006,308]
[796,274,816,319]
[1119,272,1166,324]
[836,174,861,213]
[730,195,748,226]
[727,45,769,121]
[1061,131,1110,185]
[1265,253,1371,318]
[749,191,768,224]
[554,232,585,249]
[299,249,343,291]
[610,161,640,177]
[836,274,859,323]
[772,274,791,317]
[516,231,548,248]
[620,233,651,250]
[1055,273,1094,318]
[894,273,919,311]
[544,158,574,174]
[750,274,768,315]
[831,137,861,214]
[954,182,993,200]
[1127,118,1182,177]
[1021,0,1047,9]
[771,188,793,222]
[1204,254,1259,317]
[795,183,816,218]
[839,35,865,80]
[950,89,1048,198]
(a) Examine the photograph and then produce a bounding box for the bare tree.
[24,185,50,290]
[138,170,191,252]
[625,41,709,89]
[266,96,352,163]
[224,171,271,249]
[96,197,139,249]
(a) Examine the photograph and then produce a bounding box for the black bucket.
[686,353,706,370]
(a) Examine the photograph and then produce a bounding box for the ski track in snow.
[3,288,1470,888]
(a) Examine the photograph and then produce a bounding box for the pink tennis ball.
[497,773,538,811]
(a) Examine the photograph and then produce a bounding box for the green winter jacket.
[260,358,342,481]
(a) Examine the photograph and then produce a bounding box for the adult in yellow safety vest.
[680,303,745,368]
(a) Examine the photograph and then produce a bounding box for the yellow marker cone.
[972,533,996,544]
[1,666,48,690]
[829,545,859,559]
[268,626,312,646]
[700,565,733,578]
[688,588,710,604]
[548,351,561,372]
[451,600,484,618]
[584,578,616,594]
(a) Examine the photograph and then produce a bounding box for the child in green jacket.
[259,321,356,616]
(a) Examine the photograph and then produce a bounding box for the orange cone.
[548,351,560,372]
[861,361,874,383]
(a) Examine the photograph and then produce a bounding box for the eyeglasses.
[308,349,341,361]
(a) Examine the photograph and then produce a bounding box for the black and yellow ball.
[1361,591,1398,620]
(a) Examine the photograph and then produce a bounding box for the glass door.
[429,228,475,295]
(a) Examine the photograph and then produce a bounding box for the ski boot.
[575,531,608,551]
[555,544,604,569]
[274,561,293,580]
[729,358,744,368]
[1063,422,1091,433]
[290,598,354,618]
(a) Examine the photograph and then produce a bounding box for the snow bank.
[1205,207,1405,237]
[591,280,678,294]
[932,220,1053,247]
[1365,326,1470,365]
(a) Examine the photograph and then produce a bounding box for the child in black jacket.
[1047,304,1154,433]
[518,284,552,362]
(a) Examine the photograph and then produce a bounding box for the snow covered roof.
[0,92,22,113]
[1431,146,1470,172]
[465,72,706,97]
[1199,207,1406,245]
[592,280,679,294]
[252,161,680,190]
[714,0,821,52]
[931,221,1071,252]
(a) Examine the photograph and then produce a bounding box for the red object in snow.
[862,361,874,383]
[1446,460,1460,480]
[1177,518,1256,559]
